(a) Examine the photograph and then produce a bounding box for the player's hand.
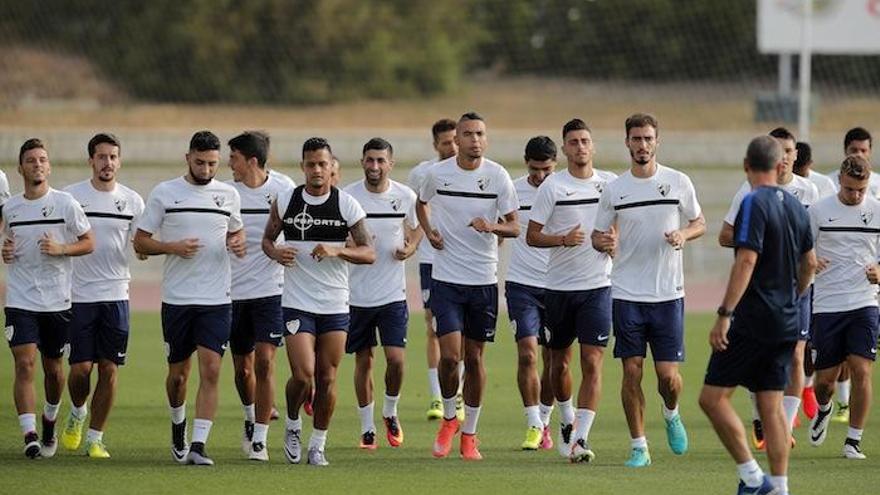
[866,263,880,284]
[709,316,731,352]
[816,257,830,274]
[593,229,616,254]
[665,229,684,250]
[311,244,339,262]
[562,224,585,247]
[226,233,247,258]
[173,238,202,259]
[39,232,66,256]
[427,229,444,250]
[2,231,15,263]
[394,239,414,261]
[469,217,495,234]
[272,245,297,267]
[135,252,149,260]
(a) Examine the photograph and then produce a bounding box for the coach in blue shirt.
[699,135,817,495]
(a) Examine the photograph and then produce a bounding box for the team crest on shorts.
[41,205,55,217]
[657,183,670,197]
[4,325,13,342]
[389,197,401,211]
[510,319,517,336]
[213,194,225,207]
[286,319,301,335]
[477,177,490,191]
[861,210,874,226]
[115,199,127,212]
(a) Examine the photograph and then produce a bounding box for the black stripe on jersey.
[614,199,680,211]
[819,226,880,233]
[519,205,532,211]
[165,207,231,217]
[241,208,271,215]
[86,212,134,220]
[555,198,599,206]
[9,218,65,227]
[366,212,406,218]
[436,189,499,199]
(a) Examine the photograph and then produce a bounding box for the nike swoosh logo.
[269,332,283,339]
[827,218,839,222]
[597,335,609,342]
[173,199,185,204]
[565,191,575,196]
[811,430,824,443]
[117,352,126,358]
[619,195,629,200]
[172,448,187,461]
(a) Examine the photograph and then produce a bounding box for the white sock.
[558,398,575,425]
[631,436,648,449]
[770,475,788,494]
[43,402,60,421]
[170,404,186,424]
[72,404,88,420]
[243,403,255,423]
[309,429,327,451]
[736,459,764,487]
[837,379,851,405]
[86,428,103,444]
[804,374,814,388]
[192,418,212,444]
[383,394,399,419]
[662,403,679,421]
[818,401,832,413]
[457,361,465,395]
[253,422,269,444]
[462,405,481,435]
[539,402,554,427]
[442,396,457,420]
[286,415,302,432]
[18,413,36,435]
[574,408,596,441]
[358,402,375,433]
[750,392,760,421]
[427,368,442,398]
[782,396,801,431]
[524,405,542,429]
[847,427,864,442]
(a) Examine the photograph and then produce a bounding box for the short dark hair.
[19,138,47,164]
[794,142,812,170]
[362,137,393,157]
[189,130,221,152]
[431,119,457,141]
[769,127,795,143]
[840,155,872,181]
[88,133,121,158]
[844,127,872,149]
[745,135,782,172]
[459,111,484,124]
[524,136,557,162]
[302,137,332,159]
[562,119,592,140]
[228,131,270,167]
[625,113,658,137]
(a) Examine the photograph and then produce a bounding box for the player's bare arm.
[416,200,443,250]
[526,219,585,248]
[709,247,759,352]
[797,248,817,295]
[39,230,95,257]
[470,210,519,238]
[312,218,375,264]
[226,228,246,258]
[666,213,706,248]
[133,228,202,259]
[261,200,296,266]
[394,222,423,261]
[718,221,735,248]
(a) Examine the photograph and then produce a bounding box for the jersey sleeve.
[404,188,419,229]
[733,192,765,254]
[796,206,814,255]
[341,191,367,226]
[529,179,555,226]
[137,186,165,234]
[678,173,702,221]
[418,167,436,203]
[593,186,616,232]
[275,187,293,219]
[808,204,820,246]
[724,181,749,226]
[227,188,243,233]
[496,168,519,216]
[408,164,424,193]
[0,172,10,206]
[65,197,91,237]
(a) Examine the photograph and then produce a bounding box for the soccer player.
[3,138,94,458]
[807,155,880,460]
[528,121,617,462]
[344,138,420,450]
[700,135,816,495]
[592,113,705,467]
[505,135,557,451]
[720,127,818,449]
[225,131,294,461]
[407,118,462,421]
[417,112,519,461]
[794,141,837,199]
[261,137,374,467]
[59,133,144,459]
[133,131,245,465]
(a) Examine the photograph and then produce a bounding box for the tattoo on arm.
[350,219,372,247]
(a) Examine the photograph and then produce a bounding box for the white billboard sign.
[758,0,880,54]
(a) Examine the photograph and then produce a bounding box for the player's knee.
[517,349,537,370]
[13,354,36,378]
[253,357,272,380]
[657,372,678,393]
[439,355,459,372]
[386,355,405,375]
[235,364,252,383]
[698,389,716,414]
[315,370,337,389]
[463,353,482,373]
[167,371,188,390]
[97,361,118,384]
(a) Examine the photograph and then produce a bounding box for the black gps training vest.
[282,186,350,242]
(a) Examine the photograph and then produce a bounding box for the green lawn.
[0,311,875,494]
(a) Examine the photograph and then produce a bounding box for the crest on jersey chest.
[265,193,274,205]
[657,183,670,197]
[213,194,225,207]
[477,176,490,191]
[389,197,401,211]
[861,210,874,226]
[115,198,127,212]
[594,182,604,194]
[41,205,54,217]
[792,189,802,200]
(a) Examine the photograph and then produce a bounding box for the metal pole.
[798,0,813,141]
[779,53,792,95]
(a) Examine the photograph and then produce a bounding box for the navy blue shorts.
[613,298,685,361]
[283,307,350,336]
[346,301,408,353]
[545,287,612,349]
[505,281,546,343]
[230,295,284,355]
[812,306,880,369]
[430,280,498,342]
[797,290,812,341]
[419,264,432,309]
[4,308,71,359]
[704,329,796,392]
[69,301,130,365]
[161,303,232,363]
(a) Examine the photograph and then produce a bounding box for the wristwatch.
[716,306,734,318]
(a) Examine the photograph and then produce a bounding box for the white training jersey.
[64,180,144,303]
[419,156,519,286]
[138,177,243,306]
[408,158,437,265]
[505,176,549,288]
[829,170,880,199]
[594,164,702,302]
[0,170,10,206]
[268,168,296,188]
[804,170,837,199]
[2,189,91,312]
[275,186,366,314]
[529,169,617,291]
[227,174,294,300]
[809,194,880,313]
[724,175,818,226]
[344,180,418,307]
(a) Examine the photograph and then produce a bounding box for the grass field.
[0,311,876,494]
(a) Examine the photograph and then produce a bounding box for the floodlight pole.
[798,0,813,141]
